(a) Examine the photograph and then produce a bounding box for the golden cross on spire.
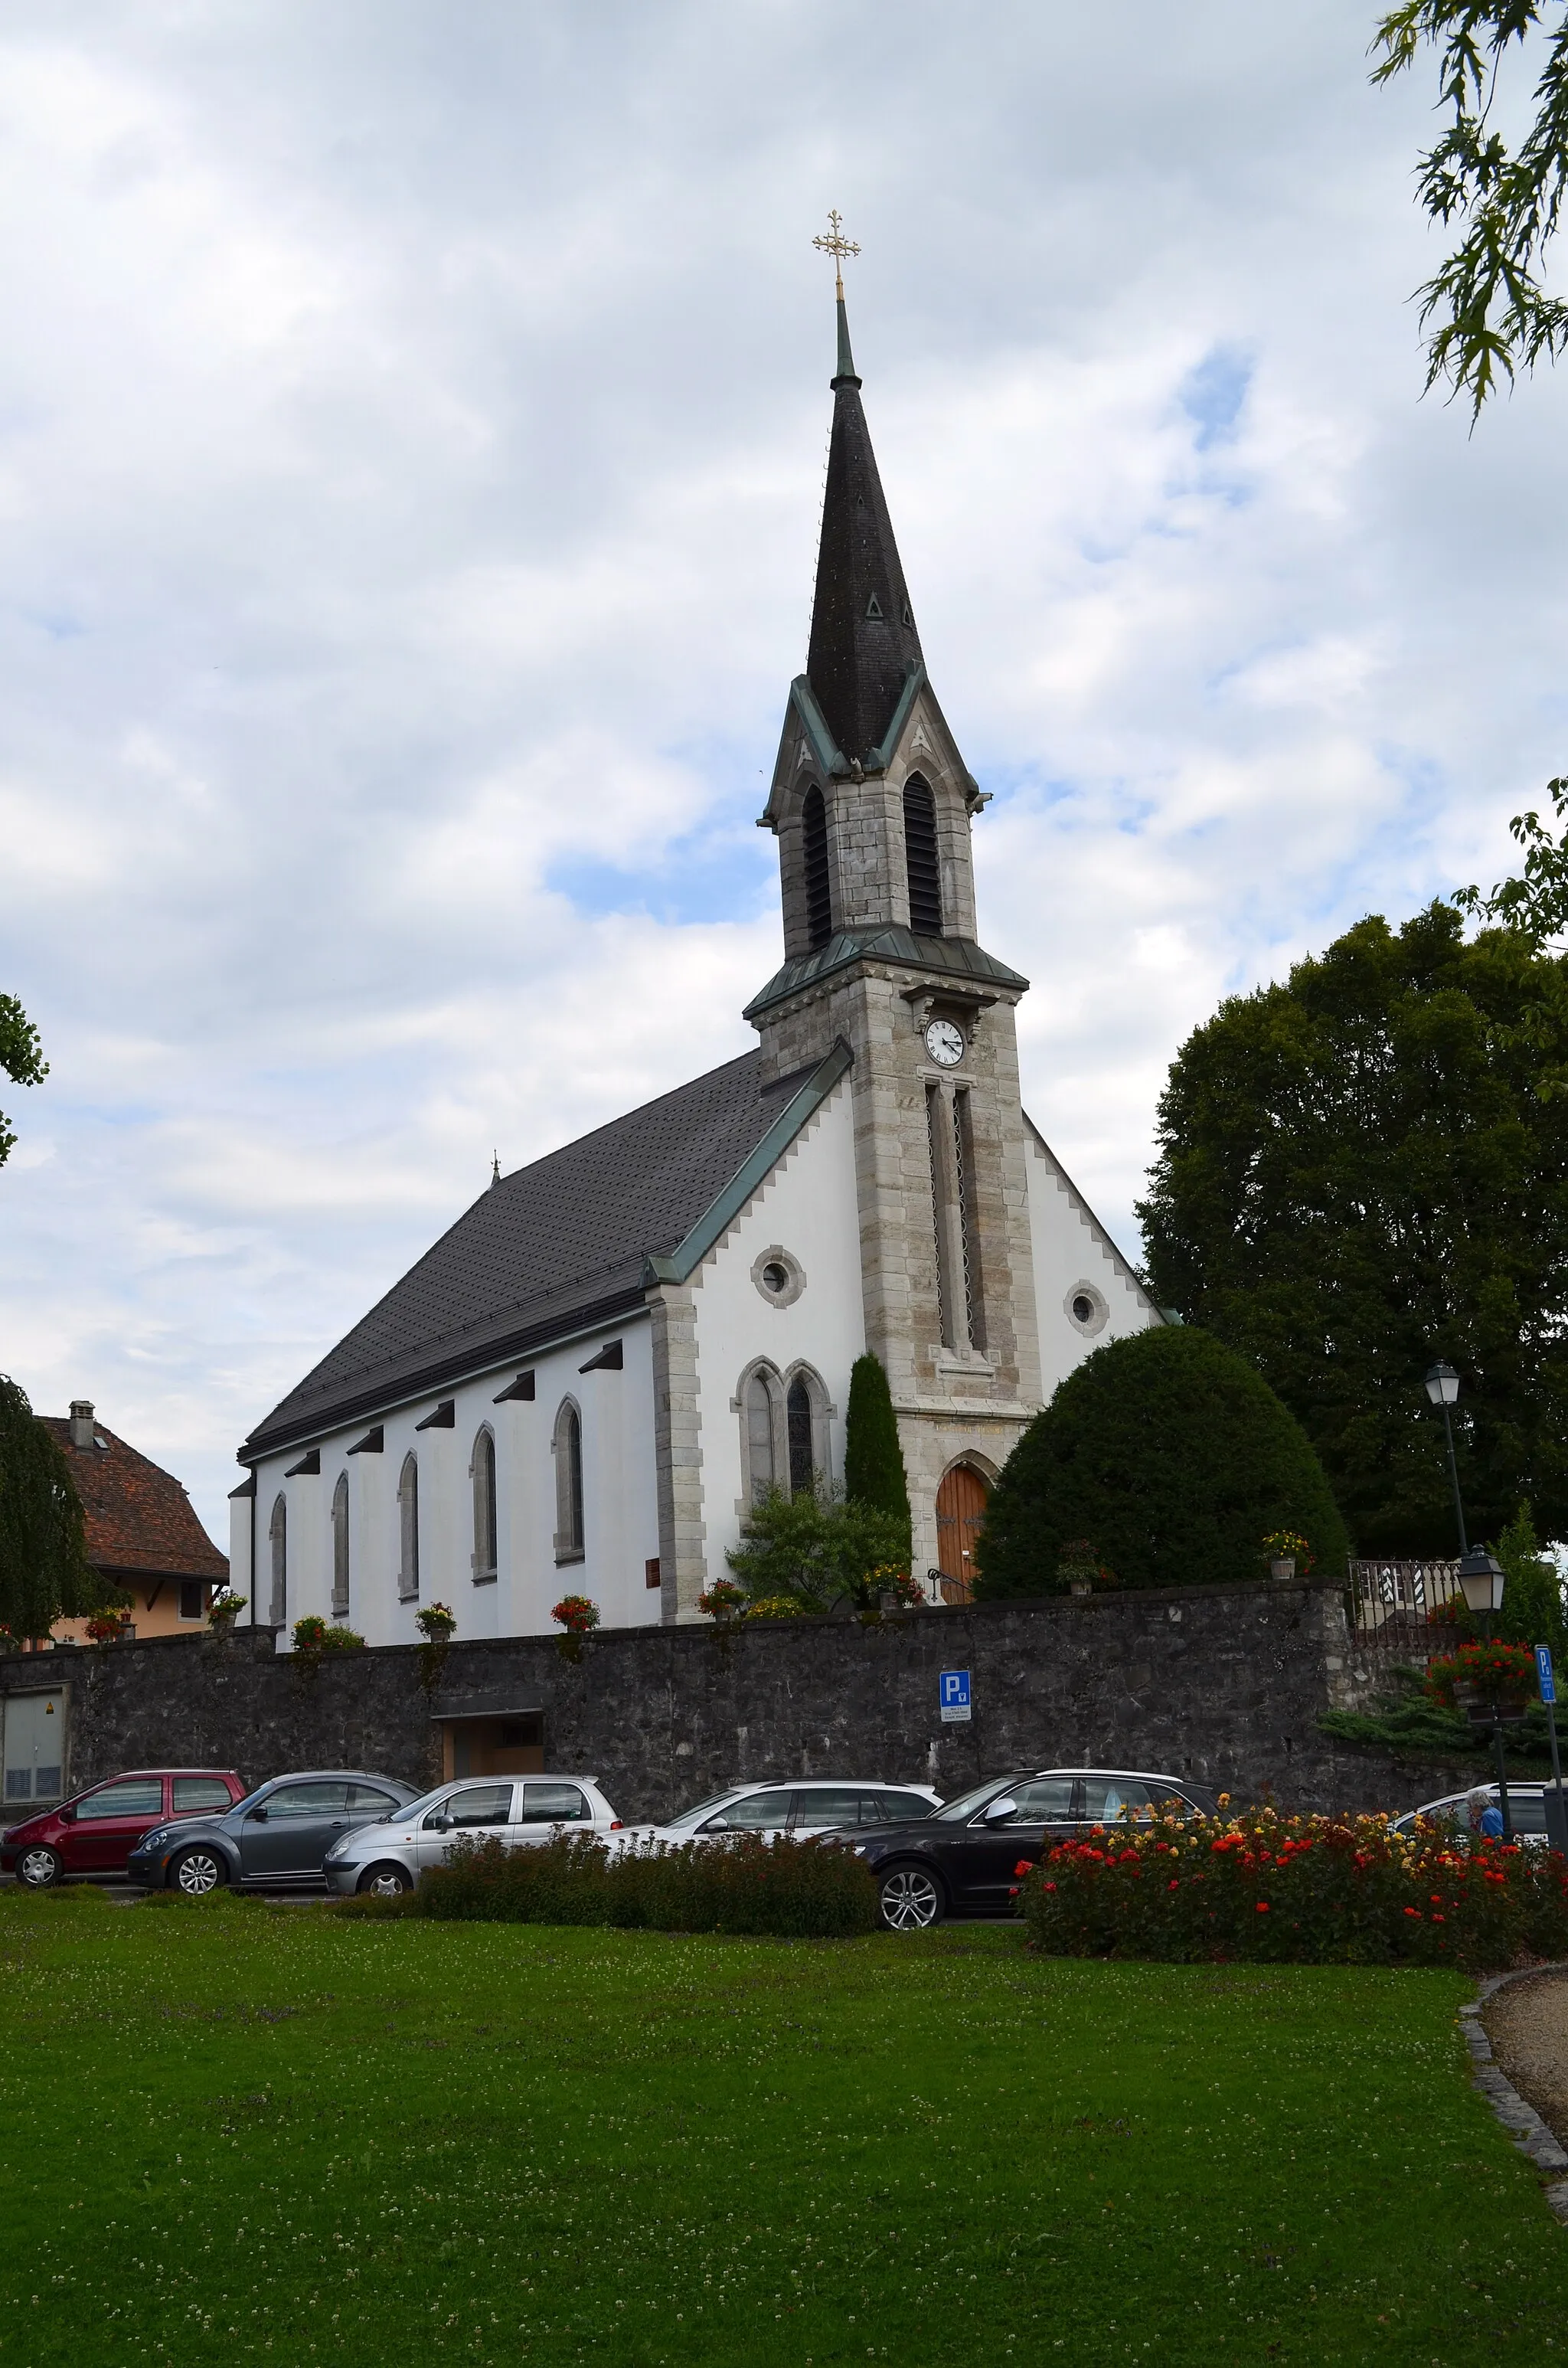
[812,209,861,300]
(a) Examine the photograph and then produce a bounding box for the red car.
[1,1768,247,1889]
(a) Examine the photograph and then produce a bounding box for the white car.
[1391,1782,1563,1848]
[614,1777,943,1853]
[322,1773,622,1898]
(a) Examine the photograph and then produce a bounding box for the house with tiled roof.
[40,1402,227,1644]
[231,278,1161,1652]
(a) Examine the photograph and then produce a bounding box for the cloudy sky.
[3,2,1565,1545]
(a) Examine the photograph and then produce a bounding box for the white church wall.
[689,1078,865,1598]
[1023,1124,1161,1406]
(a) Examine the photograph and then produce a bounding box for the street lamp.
[1424,1362,1468,1554]
[1423,1365,1515,1841]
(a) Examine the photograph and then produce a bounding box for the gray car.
[124,1769,421,1894]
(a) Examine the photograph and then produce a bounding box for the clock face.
[924,1017,965,1068]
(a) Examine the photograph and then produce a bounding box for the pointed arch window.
[802,785,833,952]
[743,1367,780,1506]
[470,1428,498,1585]
[553,1399,584,1565]
[786,1375,818,1497]
[398,1454,420,1601]
[268,1495,287,1628]
[330,1473,350,1618]
[903,775,942,935]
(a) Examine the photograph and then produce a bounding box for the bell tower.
[746,234,1044,1568]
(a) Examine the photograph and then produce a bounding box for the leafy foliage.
[725,1486,911,1613]
[1371,1,1568,416]
[291,1616,364,1654]
[842,1352,912,1559]
[972,1325,1348,1598]
[392,1829,877,1939]
[0,994,47,1171]
[1021,1798,1568,1967]
[1493,1500,1568,1653]
[1138,904,1568,1552]
[1425,1637,1540,1702]
[1320,1660,1566,1761]
[0,1374,97,1636]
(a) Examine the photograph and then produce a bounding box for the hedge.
[1018,1801,1568,1971]
[340,1830,877,1940]
[974,1324,1350,1598]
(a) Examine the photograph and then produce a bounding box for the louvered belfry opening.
[903,775,942,934]
[802,785,833,950]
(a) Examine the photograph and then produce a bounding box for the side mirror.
[58,1805,77,1824]
[983,1797,1018,1823]
[247,1806,269,1822]
[427,1814,451,1832]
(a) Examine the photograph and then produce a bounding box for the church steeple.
[805,293,925,765]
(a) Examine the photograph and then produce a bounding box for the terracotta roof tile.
[38,1419,228,1581]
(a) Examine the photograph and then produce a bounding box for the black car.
[851,1766,1220,1930]
[124,1769,422,1895]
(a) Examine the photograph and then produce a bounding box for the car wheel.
[356,1863,413,1899]
[15,1845,62,1890]
[877,1864,945,1932]
[170,1848,226,1897]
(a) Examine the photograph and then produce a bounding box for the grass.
[0,1887,1564,2366]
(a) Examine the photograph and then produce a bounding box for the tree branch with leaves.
[0,994,47,1170]
[1372,1,1568,417]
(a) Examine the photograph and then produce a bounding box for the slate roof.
[805,297,926,764]
[242,1049,809,1460]
[39,1420,228,1581]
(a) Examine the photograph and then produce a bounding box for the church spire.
[805,218,923,765]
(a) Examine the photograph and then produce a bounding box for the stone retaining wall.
[0,1575,1482,1823]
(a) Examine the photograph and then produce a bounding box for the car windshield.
[932,1778,1023,1823]
[665,1791,745,1828]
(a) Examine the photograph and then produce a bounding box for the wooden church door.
[935,1464,989,1604]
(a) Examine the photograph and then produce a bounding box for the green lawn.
[0,1889,1563,2366]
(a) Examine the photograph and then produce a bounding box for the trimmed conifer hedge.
[843,1353,912,1559]
[973,1324,1349,1598]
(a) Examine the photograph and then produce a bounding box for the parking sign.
[939,1670,972,1724]
[1539,1644,1557,1705]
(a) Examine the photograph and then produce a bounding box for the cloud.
[2,0,1564,1536]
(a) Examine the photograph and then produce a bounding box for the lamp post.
[1457,1546,1514,1843]
[1423,1362,1468,1554]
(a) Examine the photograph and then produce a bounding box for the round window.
[1065,1281,1109,1337]
[762,1262,789,1295]
[1072,1294,1094,1324]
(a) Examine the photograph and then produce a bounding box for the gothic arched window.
[331,1473,350,1617]
[554,1398,584,1563]
[398,1454,420,1601]
[470,1428,498,1584]
[743,1366,780,1506]
[268,1494,287,1628]
[903,775,942,935]
[786,1376,817,1497]
[802,785,833,951]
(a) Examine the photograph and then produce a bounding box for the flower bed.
[348,1830,877,1940]
[1019,1802,1568,1970]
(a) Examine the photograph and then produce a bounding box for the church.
[230,274,1161,1644]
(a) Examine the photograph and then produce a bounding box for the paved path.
[1483,1968,1568,2147]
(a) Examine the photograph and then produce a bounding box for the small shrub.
[697,1580,746,1618]
[410,1830,877,1940]
[726,1487,911,1614]
[292,1616,364,1654]
[1019,1801,1568,1971]
[1425,1640,1538,1709]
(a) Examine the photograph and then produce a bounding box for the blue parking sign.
[939,1669,972,1723]
[1539,1644,1557,1705]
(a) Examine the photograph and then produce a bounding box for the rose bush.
[1018,1801,1568,1971]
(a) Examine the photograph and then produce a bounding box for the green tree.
[726,1487,911,1614]
[1494,1500,1568,1655]
[842,1353,912,1561]
[1372,1,1568,417]
[0,1375,97,1640]
[1138,904,1568,1552]
[972,1326,1348,1600]
[0,994,47,1170]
